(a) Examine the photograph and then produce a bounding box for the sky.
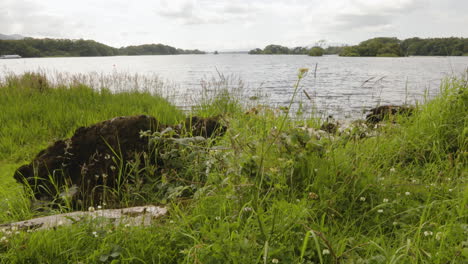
[1,0,467,51]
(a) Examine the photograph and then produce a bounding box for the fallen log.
[0,205,167,232]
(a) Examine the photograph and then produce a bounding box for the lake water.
[1,54,467,119]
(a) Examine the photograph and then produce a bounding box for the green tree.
[308,46,324,56]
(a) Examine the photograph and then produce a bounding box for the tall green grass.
[0,72,184,162]
[0,71,466,263]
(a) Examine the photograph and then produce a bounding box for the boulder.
[366,105,414,124]
[13,115,226,209]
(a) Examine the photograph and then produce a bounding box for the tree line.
[248,44,327,56]
[249,37,467,57]
[0,38,205,57]
[340,37,468,57]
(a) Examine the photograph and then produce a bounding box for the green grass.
[0,71,467,263]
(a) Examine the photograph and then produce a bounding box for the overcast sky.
[1,0,467,51]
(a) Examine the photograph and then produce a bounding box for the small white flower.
[0,237,8,243]
[448,189,453,192]
[412,179,418,183]
[15,231,20,235]
[57,220,63,226]
[314,169,318,172]
[377,209,384,213]
[92,231,98,238]
[215,216,221,221]
[390,167,396,173]
[392,221,398,226]
[243,207,253,212]
[405,192,411,196]
[27,229,33,233]
[435,232,443,240]
[97,205,102,209]
[88,206,95,212]
[104,154,111,160]
[124,224,130,227]
[110,165,116,171]
[322,249,330,255]
[383,198,389,203]
[102,173,108,179]
[359,197,366,202]
[423,231,433,237]
[169,220,174,224]
[102,202,107,206]
[272,259,279,263]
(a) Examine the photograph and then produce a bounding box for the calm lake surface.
[1,54,467,119]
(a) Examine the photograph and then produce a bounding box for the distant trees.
[0,38,206,57]
[400,37,467,56]
[248,45,325,56]
[308,46,324,56]
[340,37,467,57]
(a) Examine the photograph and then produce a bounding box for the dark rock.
[13,115,226,209]
[366,105,414,124]
[184,116,227,138]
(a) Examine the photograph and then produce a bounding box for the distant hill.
[0,37,205,57]
[0,34,25,40]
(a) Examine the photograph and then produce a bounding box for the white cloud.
[0,0,466,50]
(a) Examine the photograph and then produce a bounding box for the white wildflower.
[272,259,279,263]
[393,222,398,226]
[423,231,433,237]
[383,198,389,203]
[92,231,98,238]
[389,167,396,173]
[97,205,102,209]
[57,220,63,226]
[215,216,221,221]
[88,206,95,212]
[435,232,443,240]
[0,237,8,243]
[110,165,116,171]
[322,249,330,255]
[243,207,253,212]
[104,154,111,160]
[405,192,411,196]
[448,189,453,192]
[359,197,366,202]
[377,209,384,213]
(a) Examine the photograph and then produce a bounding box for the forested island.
[248,45,328,56]
[249,37,468,57]
[0,38,205,57]
[340,37,468,57]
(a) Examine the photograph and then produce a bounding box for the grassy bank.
[0,71,467,263]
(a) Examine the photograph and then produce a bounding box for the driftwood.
[0,205,167,232]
